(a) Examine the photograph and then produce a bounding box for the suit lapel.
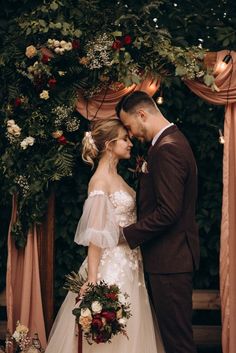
[150,125,178,153]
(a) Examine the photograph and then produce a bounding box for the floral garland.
[0,0,215,247]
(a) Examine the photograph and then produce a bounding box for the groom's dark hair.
[115,90,156,118]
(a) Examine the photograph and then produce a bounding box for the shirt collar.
[152,123,174,146]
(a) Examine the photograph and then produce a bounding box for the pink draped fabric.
[6,195,47,347]
[186,50,236,353]
[76,76,160,119]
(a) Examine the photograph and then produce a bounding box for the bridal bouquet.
[65,273,131,344]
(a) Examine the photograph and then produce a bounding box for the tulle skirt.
[45,246,165,353]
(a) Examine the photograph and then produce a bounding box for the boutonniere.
[128,155,149,175]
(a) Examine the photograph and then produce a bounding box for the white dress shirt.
[152,123,174,146]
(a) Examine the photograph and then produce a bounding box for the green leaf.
[50,2,59,11]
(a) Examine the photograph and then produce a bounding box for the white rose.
[91,301,102,314]
[39,90,49,100]
[20,140,28,149]
[80,308,92,317]
[60,40,67,47]
[7,119,15,126]
[118,294,126,305]
[59,48,65,55]
[54,40,60,47]
[7,127,14,134]
[118,317,127,326]
[47,38,53,45]
[12,331,21,342]
[26,136,35,146]
[64,42,72,51]
[25,45,37,58]
[14,131,21,137]
[54,47,61,54]
[12,124,21,133]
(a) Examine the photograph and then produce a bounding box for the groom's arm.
[124,143,188,249]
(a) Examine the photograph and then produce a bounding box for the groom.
[116,91,199,353]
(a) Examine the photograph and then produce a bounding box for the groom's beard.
[137,125,150,143]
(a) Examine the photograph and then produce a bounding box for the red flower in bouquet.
[101,311,116,321]
[105,292,118,300]
[92,317,103,330]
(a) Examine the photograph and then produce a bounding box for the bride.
[45,118,165,353]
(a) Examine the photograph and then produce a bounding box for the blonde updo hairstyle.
[82,118,125,168]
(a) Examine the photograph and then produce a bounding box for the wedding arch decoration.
[6,1,236,351]
[0,0,215,248]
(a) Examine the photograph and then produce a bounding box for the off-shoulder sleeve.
[74,191,119,248]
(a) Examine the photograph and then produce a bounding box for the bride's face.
[111,128,133,160]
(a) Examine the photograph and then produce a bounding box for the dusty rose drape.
[186,50,236,353]
[76,76,160,119]
[6,195,47,347]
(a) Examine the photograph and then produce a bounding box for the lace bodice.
[108,190,136,226]
[88,190,136,227]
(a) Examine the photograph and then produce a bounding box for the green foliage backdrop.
[0,0,234,306]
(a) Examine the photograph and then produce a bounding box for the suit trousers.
[146,272,197,353]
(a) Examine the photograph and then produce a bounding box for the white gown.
[45,190,165,353]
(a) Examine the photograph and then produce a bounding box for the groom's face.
[119,109,149,143]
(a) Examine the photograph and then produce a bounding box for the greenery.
[0,0,235,304]
[0,0,217,249]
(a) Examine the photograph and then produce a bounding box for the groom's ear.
[138,109,148,122]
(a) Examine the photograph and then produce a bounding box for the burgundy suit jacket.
[124,125,200,274]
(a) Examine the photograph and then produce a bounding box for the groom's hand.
[119,226,127,245]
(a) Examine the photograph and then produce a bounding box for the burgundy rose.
[57,135,67,145]
[92,317,103,330]
[48,78,57,88]
[112,39,122,51]
[14,98,22,107]
[101,311,116,321]
[42,54,50,64]
[123,35,132,45]
[105,293,118,301]
[72,39,80,50]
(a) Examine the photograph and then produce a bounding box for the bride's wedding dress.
[45,190,165,353]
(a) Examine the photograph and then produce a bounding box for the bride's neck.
[97,154,118,175]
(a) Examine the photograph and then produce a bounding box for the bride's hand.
[79,280,96,298]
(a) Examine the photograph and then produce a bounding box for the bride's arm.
[87,242,101,282]
[79,242,101,296]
